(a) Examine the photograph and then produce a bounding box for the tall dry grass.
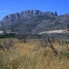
[0,39,69,69]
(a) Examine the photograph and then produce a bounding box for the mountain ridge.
[0,10,69,34]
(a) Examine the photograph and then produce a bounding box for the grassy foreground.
[0,39,69,69]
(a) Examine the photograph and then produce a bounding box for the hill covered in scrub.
[0,10,69,34]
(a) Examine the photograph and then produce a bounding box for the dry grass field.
[0,38,69,69]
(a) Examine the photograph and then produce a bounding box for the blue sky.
[0,0,69,20]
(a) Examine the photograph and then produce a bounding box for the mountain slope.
[0,10,69,34]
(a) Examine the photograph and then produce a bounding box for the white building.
[0,30,3,34]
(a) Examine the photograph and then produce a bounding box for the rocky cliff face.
[0,10,69,34]
[0,10,57,23]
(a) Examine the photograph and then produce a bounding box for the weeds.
[0,39,69,69]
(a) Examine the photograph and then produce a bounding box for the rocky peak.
[0,10,58,26]
[63,13,69,17]
[43,11,57,17]
[1,12,20,22]
[21,10,42,16]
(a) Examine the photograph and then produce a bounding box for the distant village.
[0,30,18,35]
[0,29,68,35]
